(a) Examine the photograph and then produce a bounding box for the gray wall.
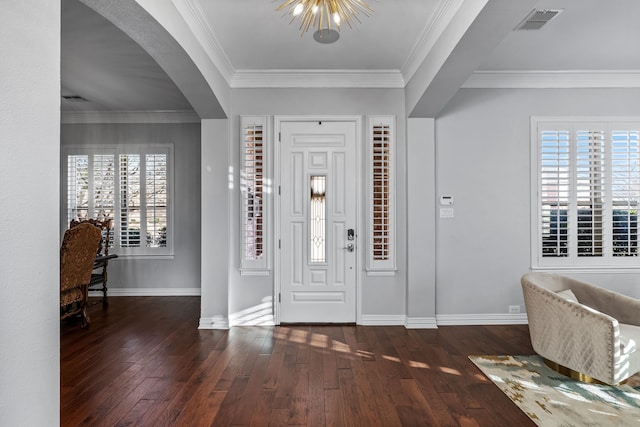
[407,118,437,326]
[57,87,640,325]
[61,123,201,292]
[228,88,409,322]
[1,1,61,425]
[200,119,231,327]
[435,87,640,317]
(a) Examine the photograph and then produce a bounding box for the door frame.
[273,115,363,325]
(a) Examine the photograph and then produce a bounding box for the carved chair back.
[70,218,112,256]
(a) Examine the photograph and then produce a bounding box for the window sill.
[240,269,270,276]
[531,265,640,274]
[365,269,398,277]
[115,254,175,260]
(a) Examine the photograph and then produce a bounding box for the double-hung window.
[533,118,640,268]
[64,144,173,257]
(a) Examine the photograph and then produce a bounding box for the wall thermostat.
[440,196,454,206]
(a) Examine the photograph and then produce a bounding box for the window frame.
[531,117,640,270]
[62,143,174,259]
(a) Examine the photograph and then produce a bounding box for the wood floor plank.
[248,389,275,427]
[324,388,345,427]
[61,297,538,427]
[307,344,326,427]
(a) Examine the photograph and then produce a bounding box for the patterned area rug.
[469,355,640,426]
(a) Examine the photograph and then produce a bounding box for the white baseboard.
[229,316,275,327]
[198,316,230,330]
[356,314,527,327]
[436,313,528,326]
[360,314,406,326]
[89,287,201,297]
[405,317,438,329]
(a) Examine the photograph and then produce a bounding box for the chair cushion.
[620,323,640,355]
[619,323,640,383]
[557,289,579,302]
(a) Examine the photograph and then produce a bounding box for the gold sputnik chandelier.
[276,0,374,43]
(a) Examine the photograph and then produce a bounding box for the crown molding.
[171,0,236,84]
[61,110,200,124]
[401,0,464,84]
[230,69,406,89]
[463,70,640,89]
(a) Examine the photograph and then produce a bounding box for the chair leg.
[80,284,90,327]
[80,305,90,328]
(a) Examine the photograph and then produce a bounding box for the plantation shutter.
[66,152,115,226]
[145,153,168,248]
[240,116,269,274]
[575,130,605,257]
[539,129,570,258]
[367,116,396,273]
[93,154,116,221]
[119,154,142,248]
[611,129,640,257]
[67,154,90,223]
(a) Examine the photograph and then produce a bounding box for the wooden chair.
[60,222,102,327]
[70,218,113,306]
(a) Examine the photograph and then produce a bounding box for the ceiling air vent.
[515,9,561,31]
[62,95,89,102]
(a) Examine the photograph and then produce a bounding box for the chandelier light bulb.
[312,5,319,14]
[332,12,341,25]
[293,4,304,16]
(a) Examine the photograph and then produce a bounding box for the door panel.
[279,120,357,323]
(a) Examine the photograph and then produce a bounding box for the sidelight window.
[366,116,396,273]
[240,116,269,274]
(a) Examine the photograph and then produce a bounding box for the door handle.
[343,243,355,252]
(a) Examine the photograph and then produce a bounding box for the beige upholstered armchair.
[521,272,640,385]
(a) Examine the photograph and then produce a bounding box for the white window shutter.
[119,154,142,248]
[66,154,90,223]
[366,115,396,273]
[539,128,570,259]
[240,116,269,274]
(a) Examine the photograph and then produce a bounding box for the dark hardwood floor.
[61,297,536,426]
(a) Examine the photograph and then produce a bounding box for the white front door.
[278,119,358,323]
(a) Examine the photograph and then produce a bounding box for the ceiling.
[479,0,640,71]
[61,0,192,112]
[61,0,640,115]
[196,0,439,71]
